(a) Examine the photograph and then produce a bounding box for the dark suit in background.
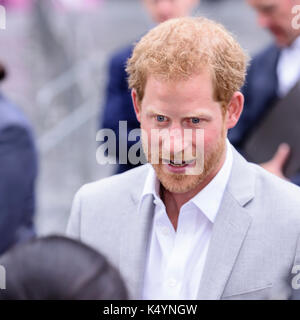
[100,44,141,174]
[228,44,300,185]
[0,93,38,255]
[228,44,279,149]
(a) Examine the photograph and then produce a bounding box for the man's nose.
[162,127,189,155]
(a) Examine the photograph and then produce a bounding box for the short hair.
[0,236,128,300]
[126,17,249,106]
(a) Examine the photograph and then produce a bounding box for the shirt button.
[167,278,178,288]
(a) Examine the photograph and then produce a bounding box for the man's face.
[142,0,197,24]
[248,0,300,46]
[133,71,230,194]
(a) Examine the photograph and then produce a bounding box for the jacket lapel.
[119,191,155,299]
[118,149,256,300]
[197,191,252,299]
[197,148,255,299]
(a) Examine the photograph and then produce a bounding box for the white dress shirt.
[140,140,233,300]
[277,36,300,98]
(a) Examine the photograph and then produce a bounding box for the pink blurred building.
[0,0,33,10]
[1,0,103,11]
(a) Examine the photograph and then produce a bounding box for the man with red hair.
[68,17,300,300]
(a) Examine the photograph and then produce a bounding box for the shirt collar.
[141,164,161,202]
[189,139,233,223]
[283,35,300,51]
[292,35,300,49]
[139,139,233,223]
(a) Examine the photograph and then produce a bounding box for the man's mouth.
[162,159,195,167]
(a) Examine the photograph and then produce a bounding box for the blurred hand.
[260,143,290,180]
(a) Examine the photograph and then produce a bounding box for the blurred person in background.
[100,0,199,174]
[229,0,300,184]
[0,62,38,255]
[0,236,128,300]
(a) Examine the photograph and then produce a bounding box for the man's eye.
[191,118,200,124]
[156,115,166,122]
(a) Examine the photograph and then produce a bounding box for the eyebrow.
[182,112,213,119]
[146,108,164,115]
[146,109,212,119]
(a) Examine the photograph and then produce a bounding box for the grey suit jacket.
[66,146,300,300]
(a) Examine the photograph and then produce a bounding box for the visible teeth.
[170,160,185,166]
[162,159,195,166]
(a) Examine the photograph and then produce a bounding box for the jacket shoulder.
[109,44,134,68]
[78,164,150,206]
[0,95,32,132]
[250,43,280,70]
[250,163,300,222]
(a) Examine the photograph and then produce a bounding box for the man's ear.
[225,92,244,129]
[131,89,141,123]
